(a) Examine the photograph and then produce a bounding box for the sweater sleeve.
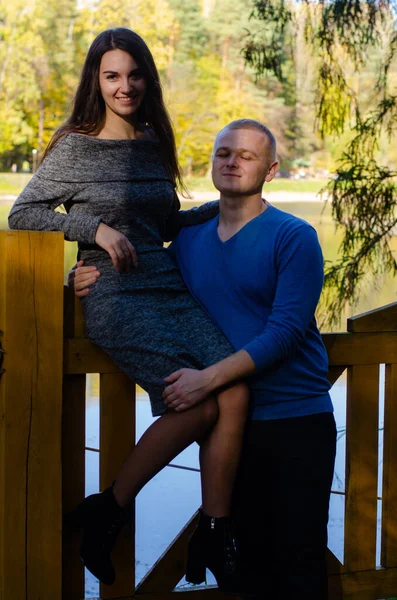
[242,224,324,371]
[163,192,219,241]
[8,173,102,245]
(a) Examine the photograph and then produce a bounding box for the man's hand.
[68,260,101,297]
[95,223,138,272]
[163,368,215,411]
[163,350,256,411]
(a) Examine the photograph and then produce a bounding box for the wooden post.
[344,364,379,572]
[62,287,86,599]
[0,231,64,600]
[381,363,397,566]
[99,372,136,599]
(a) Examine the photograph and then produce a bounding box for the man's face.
[211,128,278,197]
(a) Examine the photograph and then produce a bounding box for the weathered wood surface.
[99,372,136,599]
[381,363,397,568]
[348,302,397,333]
[64,332,397,375]
[136,511,200,595]
[3,231,397,600]
[344,364,379,572]
[328,565,397,599]
[0,230,64,600]
[62,374,86,600]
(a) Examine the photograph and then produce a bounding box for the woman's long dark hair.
[42,28,184,190]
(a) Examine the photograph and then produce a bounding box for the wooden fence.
[1,230,397,600]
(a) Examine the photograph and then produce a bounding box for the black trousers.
[233,412,337,600]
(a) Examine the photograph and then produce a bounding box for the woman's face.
[98,49,147,122]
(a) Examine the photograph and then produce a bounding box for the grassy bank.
[0,173,32,194]
[0,173,329,231]
[186,175,327,194]
[0,172,327,197]
[0,204,10,228]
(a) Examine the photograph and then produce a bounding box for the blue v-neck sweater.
[170,204,332,420]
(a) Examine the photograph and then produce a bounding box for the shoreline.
[180,191,328,203]
[0,191,329,207]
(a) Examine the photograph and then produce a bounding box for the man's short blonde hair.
[217,119,277,161]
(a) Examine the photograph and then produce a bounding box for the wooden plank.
[137,511,200,594]
[326,548,345,576]
[62,374,86,600]
[0,230,64,600]
[323,332,397,366]
[64,338,120,374]
[64,333,397,374]
[381,363,397,567]
[88,565,397,600]
[0,231,27,600]
[344,365,379,572]
[64,286,85,338]
[64,329,397,375]
[99,372,136,599]
[65,333,397,377]
[327,365,346,386]
[348,301,397,333]
[91,589,236,600]
[328,565,397,599]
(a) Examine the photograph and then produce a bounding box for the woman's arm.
[163,192,219,242]
[9,170,137,272]
[8,175,102,244]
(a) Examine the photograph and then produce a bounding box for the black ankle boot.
[185,509,242,593]
[64,486,129,585]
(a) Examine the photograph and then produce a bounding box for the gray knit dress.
[9,133,234,415]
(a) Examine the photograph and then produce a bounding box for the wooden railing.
[1,230,397,600]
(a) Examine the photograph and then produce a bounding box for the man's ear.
[265,161,279,183]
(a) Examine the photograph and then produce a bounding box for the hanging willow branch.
[243,0,397,326]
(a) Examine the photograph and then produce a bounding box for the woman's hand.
[68,260,101,297]
[162,368,215,411]
[95,223,138,272]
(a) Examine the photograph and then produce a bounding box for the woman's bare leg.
[199,382,249,517]
[113,396,218,507]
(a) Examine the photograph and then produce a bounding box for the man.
[73,119,336,599]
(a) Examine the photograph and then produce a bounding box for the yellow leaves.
[167,54,266,174]
[0,103,34,153]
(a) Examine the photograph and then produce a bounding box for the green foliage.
[1,0,397,255]
[167,0,208,63]
[243,0,293,82]
[0,0,334,174]
[244,0,397,325]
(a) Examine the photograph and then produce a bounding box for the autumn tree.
[0,0,77,166]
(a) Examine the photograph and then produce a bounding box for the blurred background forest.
[1,0,397,327]
[1,0,396,178]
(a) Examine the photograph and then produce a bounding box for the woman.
[8,28,248,591]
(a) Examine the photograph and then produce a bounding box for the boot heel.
[185,553,206,585]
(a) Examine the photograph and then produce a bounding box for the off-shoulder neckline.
[68,132,159,143]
